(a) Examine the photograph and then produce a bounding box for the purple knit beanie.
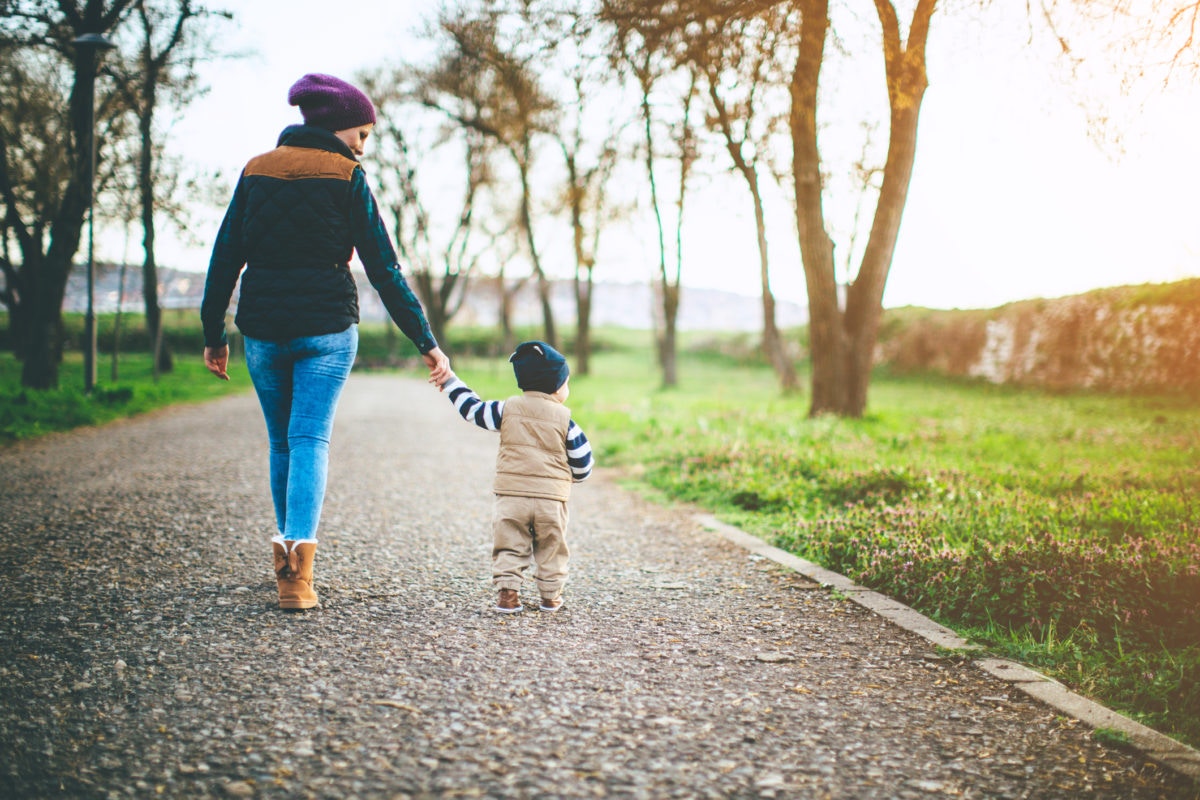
[287,73,376,131]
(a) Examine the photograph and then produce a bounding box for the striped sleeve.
[566,420,594,482]
[443,377,503,431]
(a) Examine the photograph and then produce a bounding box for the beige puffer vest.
[494,393,572,501]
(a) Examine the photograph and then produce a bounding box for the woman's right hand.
[423,347,452,386]
[204,345,230,381]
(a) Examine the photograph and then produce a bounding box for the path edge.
[695,513,1200,783]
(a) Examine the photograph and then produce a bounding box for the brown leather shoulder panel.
[244,146,358,182]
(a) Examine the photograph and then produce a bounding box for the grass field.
[0,352,253,443]
[3,319,1197,748]
[449,332,1200,749]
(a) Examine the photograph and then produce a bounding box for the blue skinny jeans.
[244,326,358,542]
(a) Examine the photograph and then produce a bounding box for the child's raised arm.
[566,421,593,482]
[441,376,503,432]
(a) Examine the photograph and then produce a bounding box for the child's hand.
[435,370,456,391]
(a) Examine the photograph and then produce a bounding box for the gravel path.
[1,373,1196,799]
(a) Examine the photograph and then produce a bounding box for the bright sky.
[156,1,1200,311]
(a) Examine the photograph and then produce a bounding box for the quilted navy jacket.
[201,125,436,353]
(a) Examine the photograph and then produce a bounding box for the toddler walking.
[438,341,593,612]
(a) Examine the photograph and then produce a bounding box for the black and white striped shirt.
[443,377,594,482]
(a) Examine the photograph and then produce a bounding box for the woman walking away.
[201,73,451,611]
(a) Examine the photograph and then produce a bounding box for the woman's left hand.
[204,345,230,381]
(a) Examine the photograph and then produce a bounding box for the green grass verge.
[0,353,254,443]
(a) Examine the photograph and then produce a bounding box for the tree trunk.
[413,270,449,345]
[744,168,798,391]
[5,299,30,361]
[718,116,799,393]
[756,211,798,392]
[437,270,464,343]
[635,60,677,388]
[659,282,679,387]
[1,248,31,360]
[139,70,171,377]
[790,0,844,416]
[22,40,99,390]
[111,256,127,381]
[565,151,594,376]
[22,238,76,390]
[516,157,556,350]
[841,0,934,416]
[664,73,698,390]
[791,0,934,417]
[574,267,593,376]
[497,275,517,355]
[20,246,73,390]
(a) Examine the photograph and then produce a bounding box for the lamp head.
[72,33,116,52]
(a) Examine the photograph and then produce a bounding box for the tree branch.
[0,136,35,261]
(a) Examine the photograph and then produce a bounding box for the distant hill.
[64,264,809,332]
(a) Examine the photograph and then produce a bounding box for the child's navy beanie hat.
[510,341,570,394]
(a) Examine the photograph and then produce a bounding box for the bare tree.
[556,110,617,376]
[359,69,506,347]
[687,3,800,391]
[401,0,1189,411]
[494,239,530,355]
[412,5,562,349]
[107,167,139,380]
[548,9,624,376]
[0,0,136,389]
[781,0,936,417]
[788,0,1198,417]
[602,1,699,387]
[825,3,936,419]
[398,129,490,346]
[661,67,701,389]
[1041,0,1200,84]
[107,0,225,378]
[591,0,939,412]
[0,47,68,363]
[1030,0,1200,158]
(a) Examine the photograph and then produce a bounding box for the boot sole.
[279,602,320,611]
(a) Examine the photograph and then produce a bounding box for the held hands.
[205,344,450,385]
[204,345,230,381]
[206,343,450,385]
[423,347,452,387]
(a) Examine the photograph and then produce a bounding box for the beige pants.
[492,494,570,599]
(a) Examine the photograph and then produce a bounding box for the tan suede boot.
[272,540,319,610]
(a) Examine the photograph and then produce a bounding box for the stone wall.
[877,279,1200,393]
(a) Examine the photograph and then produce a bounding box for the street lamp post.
[73,32,116,394]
